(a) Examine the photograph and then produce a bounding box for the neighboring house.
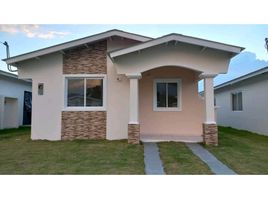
[214,66,268,136]
[3,29,244,145]
[0,70,32,129]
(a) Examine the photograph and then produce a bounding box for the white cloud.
[0,24,69,39]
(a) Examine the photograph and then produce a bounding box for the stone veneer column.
[127,74,141,144]
[200,73,218,146]
[203,123,218,145]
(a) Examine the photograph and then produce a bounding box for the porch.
[108,33,243,145]
[126,66,217,145]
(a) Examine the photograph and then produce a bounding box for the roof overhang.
[3,29,152,65]
[109,34,245,59]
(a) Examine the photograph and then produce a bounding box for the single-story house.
[3,29,244,145]
[0,70,32,129]
[214,66,268,136]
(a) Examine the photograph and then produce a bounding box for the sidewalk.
[186,143,236,175]
[143,142,165,175]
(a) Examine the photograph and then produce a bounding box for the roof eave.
[3,29,152,65]
[110,34,244,59]
[214,66,268,91]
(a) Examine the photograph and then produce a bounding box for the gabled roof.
[109,33,244,58]
[3,29,152,65]
[214,66,268,91]
[0,69,18,79]
[0,69,32,83]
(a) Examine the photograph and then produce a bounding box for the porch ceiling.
[109,33,244,76]
[111,43,235,75]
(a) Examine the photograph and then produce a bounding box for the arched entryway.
[139,66,204,142]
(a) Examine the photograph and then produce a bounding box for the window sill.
[153,107,182,112]
[63,107,106,112]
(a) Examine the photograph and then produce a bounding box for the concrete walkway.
[186,143,236,175]
[143,142,165,175]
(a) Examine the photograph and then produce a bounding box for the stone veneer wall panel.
[62,111,106,140]
[63,40,107,74]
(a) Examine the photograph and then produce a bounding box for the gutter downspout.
[1,41,18,72]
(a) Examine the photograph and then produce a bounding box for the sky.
[1,24,268,87]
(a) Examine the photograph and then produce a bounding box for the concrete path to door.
[143,142,165,175]
[186,143,236,175]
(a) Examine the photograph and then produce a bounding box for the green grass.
[0,127,144,174]
[158,142,212,174]
[205,126,268,174]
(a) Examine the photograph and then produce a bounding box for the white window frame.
[231,91,243,112]
[63,74,107,111]
[153,78,182,112]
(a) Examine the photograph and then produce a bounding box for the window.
[38,83,44,95]
[232,92,243,111]
[154,79,181,111]
[65,76,105,110]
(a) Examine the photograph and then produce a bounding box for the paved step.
[143,142,165,175]
[186,143,236,175]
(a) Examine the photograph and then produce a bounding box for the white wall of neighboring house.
[0,72,32,129]
[215,73,268,135]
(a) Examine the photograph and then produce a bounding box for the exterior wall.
[114,43,231,75]
[139,67,204,138]
[0,75,31,129]
[3,98,18,129]
[62,111,106,139]
[215,73,268,135]
[106,37,141,140]
[18,53,63,140]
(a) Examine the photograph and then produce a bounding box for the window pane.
[86,79,103,107]
[238,92,243,110]
[157,83,166,107]
[232,93,236,110]
[168,83,178,107]
[67,79,84,107]
[38,83,44,95]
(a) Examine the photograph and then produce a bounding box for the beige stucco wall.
[114,43,231,75]
[139,67,204,137]
[18,53,63,140]
[106,37,140,140]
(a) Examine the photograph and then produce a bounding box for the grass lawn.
[158,142,212,174]
[0,127,144,174]
[205,126,268,174]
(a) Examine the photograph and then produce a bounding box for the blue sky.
[1,24,268,87]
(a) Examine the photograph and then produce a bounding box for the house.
[214,66,268,136]
[3,29,244,145]
[0,70,32,129]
